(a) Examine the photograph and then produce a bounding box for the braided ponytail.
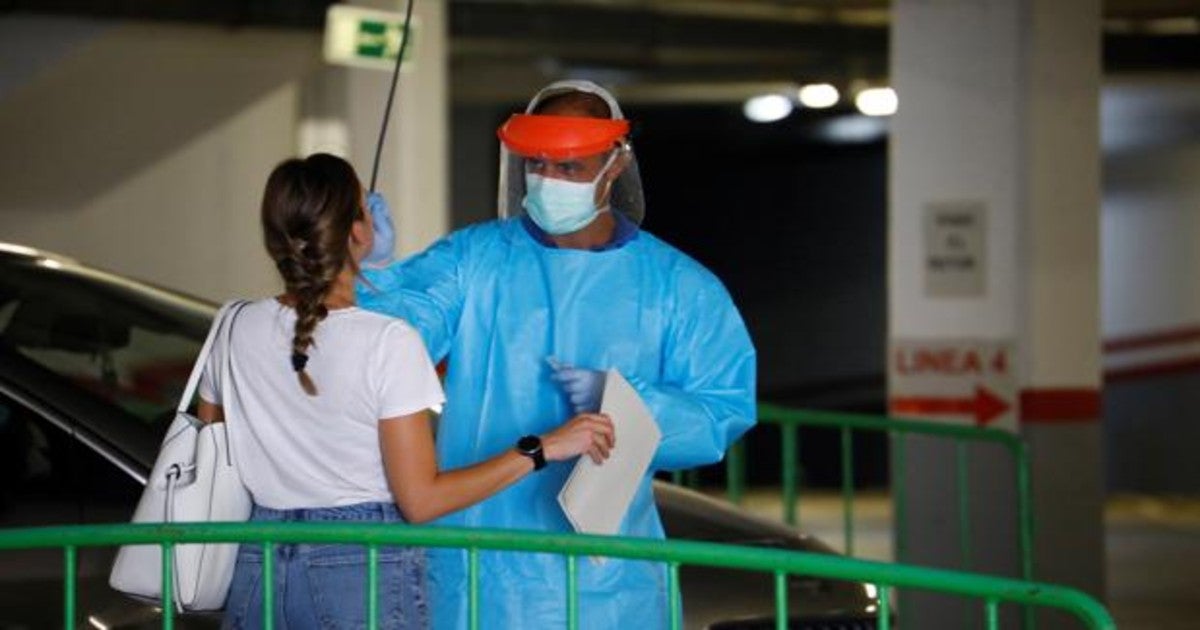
[261,154,364,396]
[286,238,336,396]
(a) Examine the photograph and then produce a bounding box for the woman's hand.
[542,413,616,464]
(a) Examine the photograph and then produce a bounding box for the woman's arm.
[197,399,224,423]
[379,411,614,524]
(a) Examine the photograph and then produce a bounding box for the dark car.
[0,243,878,629]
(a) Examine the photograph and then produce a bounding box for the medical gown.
[359,217,756,629]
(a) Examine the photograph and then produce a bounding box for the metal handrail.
[750,404,1033,577]
[0,522,1113,630]
[704,403,1035,623]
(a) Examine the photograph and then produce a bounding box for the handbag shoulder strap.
[216,300,250,422]
[176,299,248,414]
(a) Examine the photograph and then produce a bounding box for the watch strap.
[517,435,546,471]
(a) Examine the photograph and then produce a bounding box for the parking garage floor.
[726,489,1199,630]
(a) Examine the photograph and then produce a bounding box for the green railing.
[0,522,1114,630]
[677,405,1034,584]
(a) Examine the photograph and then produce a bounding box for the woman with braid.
[195,153,615,629]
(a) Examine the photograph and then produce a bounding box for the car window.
[0,393,163,629]
[0,255,217,627]
[0,395,82,527]
[0,392,141,521]
[0,259,210,428]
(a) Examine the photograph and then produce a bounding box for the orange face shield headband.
[497,114,630,160]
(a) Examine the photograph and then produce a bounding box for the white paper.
[557,370,662,536]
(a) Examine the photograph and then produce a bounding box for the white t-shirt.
[199,299,445,510]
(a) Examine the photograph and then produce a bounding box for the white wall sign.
[323,5,418,72]
[924,200,987,297]
[889,338,1017,432]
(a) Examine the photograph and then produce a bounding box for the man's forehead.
[533,91,612,119]
[540,103,593,117]
[531,152,606,166]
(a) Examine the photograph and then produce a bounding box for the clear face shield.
[496,80,646,226]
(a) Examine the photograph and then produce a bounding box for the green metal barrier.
[717,405,1035,586]
[0,522,1113,630]
[705,404,1037,628]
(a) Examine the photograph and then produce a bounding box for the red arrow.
[890,385,1011,426]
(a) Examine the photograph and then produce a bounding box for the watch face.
[517,435,541,453]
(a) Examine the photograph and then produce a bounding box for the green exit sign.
[324,5,418,71]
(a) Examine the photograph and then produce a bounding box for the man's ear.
[595,143,631,205]
[606,143,633,183]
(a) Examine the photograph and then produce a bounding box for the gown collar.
[519,210,639,252]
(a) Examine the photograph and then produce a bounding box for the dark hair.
[532,91,612,119]
[261,153,363,396]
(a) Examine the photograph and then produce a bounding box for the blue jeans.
[222,502,428,630]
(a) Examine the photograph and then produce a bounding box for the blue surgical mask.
[522,152,618,235]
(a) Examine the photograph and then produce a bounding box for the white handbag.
[109,299,253,612]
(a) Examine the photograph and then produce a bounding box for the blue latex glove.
[550,360,606,414]
[363,191,395,266]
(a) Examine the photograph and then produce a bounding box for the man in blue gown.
[358,80,756,629]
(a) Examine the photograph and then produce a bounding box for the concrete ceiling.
[6,0,1199,104]
[448,0,1200,103]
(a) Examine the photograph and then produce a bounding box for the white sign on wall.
[889,338,1017,432]
[924,200,987,297]
[323,5,418,72]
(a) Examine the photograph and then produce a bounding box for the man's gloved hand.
[550,363,606,414]
[363,192,395,266]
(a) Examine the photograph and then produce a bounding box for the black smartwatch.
[516,435,546,471]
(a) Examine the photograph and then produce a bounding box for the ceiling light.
[798,83,839,109]
[855,87,898,117]
[743,94,794,123]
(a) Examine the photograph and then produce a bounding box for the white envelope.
[557,369,662,536]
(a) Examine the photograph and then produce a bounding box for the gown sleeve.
[356,231,469,363]
[629,267,757,471]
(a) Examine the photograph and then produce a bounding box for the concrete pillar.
[889,0,1102,627]
[344,0,449,256]
[301,0,449,254]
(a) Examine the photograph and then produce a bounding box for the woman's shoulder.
[347,312,435,379]
[226,297,286,329]
[343,308,423,343]
[227,297,278,312]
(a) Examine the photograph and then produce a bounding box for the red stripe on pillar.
[1103,326,1200,353]
[1104,356,1200,383]
[1019,388,1100,423]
